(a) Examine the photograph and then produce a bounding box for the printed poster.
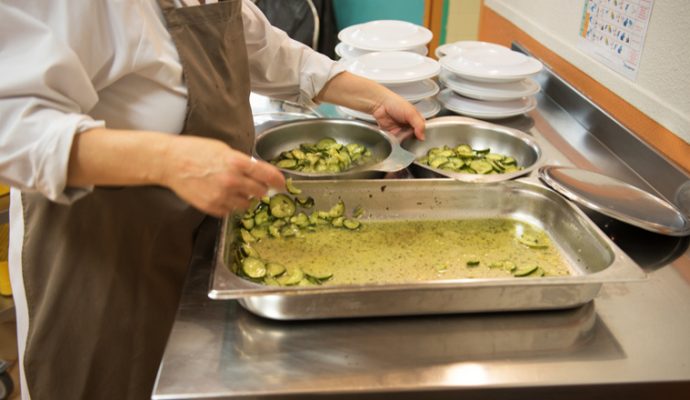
[579,0,654,80]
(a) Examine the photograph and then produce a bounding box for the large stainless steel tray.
[209,179,645,320]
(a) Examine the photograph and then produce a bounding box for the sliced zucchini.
[429,156,449,169]
[316,137,337,150]
[291,149,306,160]
[485,153,505,161]
[254,210,269,226]
[418,144,522,175]
[331,216,345,227]
[241,257,266,279]
[290,212,310,228]
[466,258,480,267]
[455,144,474,157]
[263,277,281,286]
[268,225,281,238]
[513,265,539,277]
[309,213,328,225]
[266,262,286,278]
[240,218,254,230]
[275,159,298,169]
[305,270,333,282]
[328,200,345,218]
[269,194,296,218]
[285,178,302,195]
[469,160,493,175]
[240,228,255,243]
[240,243,260,258]
[277,267,304,286]
[518,233,549,249]
[343,218,361,230]
[250,226,268,240]
[280,224,300,237]
[296,196,315,209]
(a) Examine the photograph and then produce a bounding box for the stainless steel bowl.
[401,116,543,182]
[254,118,416,179]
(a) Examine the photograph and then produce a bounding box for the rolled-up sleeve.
[0,4,103,203]
[242,0,345,107]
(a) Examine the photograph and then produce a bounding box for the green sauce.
[249,218,569,285]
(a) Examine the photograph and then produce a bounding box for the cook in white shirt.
[0,0,426,399]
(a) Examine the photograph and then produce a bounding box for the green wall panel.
[332,0,425,30]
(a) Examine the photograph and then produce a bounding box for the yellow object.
[0,223,11,296]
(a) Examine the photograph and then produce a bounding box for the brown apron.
[20,0,254,398]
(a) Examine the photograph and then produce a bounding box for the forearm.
[66,127,285,216]
[315,71,426,139]
[314,72,396,113]
[66,127,172,188]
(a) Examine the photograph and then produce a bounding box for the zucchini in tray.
[231,180,559,287]
[232,178,362,287]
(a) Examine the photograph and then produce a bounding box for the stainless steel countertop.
[153,60,690,399]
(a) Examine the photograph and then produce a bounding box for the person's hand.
[160,135,285,217]
[314,72,426,140]
[371,92,425,140]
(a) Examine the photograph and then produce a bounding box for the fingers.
[204,194,253,218]
[375,100,426,141]
[245,157,286,191]
[232,173,269,199]
[408,109,426,140]
[228,152,286,191]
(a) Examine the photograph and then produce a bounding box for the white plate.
[385,79,439,103]
[414,97,442,119]
[341,51,440,85]
[435,40,507,58]
[338,20,433,51]
[440,48,543,83]
[335,42,428,60]
[338,98,441,122]
[437,88,536,119]
[439,70,540,101]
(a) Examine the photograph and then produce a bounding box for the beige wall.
[446,0,482,42]
[485,0,690,144]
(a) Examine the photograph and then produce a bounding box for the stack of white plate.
[435,41,543,120]
[336,20,431,60]
[335,20,441,122]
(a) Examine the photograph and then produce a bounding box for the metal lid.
[539,166,690,237]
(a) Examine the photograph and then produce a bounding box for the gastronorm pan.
[401,116,543,182]
[253,118,415,180]
[209,179,645,320]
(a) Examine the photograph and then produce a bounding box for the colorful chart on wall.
[578,0,654,80]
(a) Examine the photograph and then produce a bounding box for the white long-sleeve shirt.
[0,2,342,398]
[0,0,343,203]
